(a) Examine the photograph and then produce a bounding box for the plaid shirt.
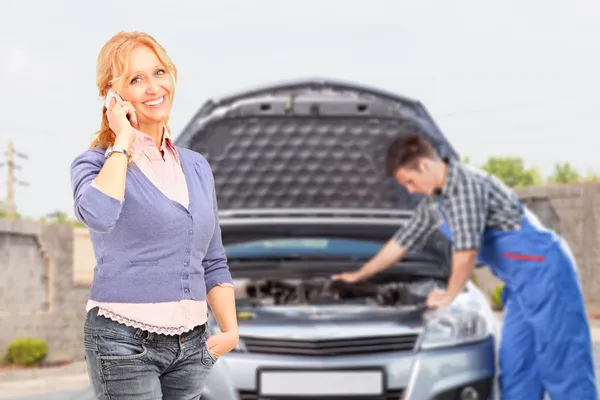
[393,159,523,251]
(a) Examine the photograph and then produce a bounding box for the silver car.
[175,78,500,400]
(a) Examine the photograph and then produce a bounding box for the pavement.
[1,373,91,400]
[2,316,600,400]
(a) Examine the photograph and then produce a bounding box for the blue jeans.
[83,307,217,399]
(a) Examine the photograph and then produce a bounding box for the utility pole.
[0,140,29,219]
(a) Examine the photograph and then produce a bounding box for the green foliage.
[40,211,85,228]
[547,162,581,184]
[4,338,48,366]
[0,205,83,227]
[583,169,600,183]
[461,155,598,188]
[490,283,505,310]
[481,157,542,188]
[0,201,21,219]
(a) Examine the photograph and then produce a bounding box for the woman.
[70,31,239,399]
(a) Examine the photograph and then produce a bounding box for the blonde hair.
[91,31,178,149]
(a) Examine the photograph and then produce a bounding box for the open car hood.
[175,78,457,274]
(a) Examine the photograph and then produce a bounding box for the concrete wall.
[72,227,95,286]
[0,181,599,359]
[0,219,90,361]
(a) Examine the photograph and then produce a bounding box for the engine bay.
[240,277,444,307]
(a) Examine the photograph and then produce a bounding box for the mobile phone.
[105,89,124,109]
[105,89,131,121]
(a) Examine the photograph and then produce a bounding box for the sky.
[1,0,599,219]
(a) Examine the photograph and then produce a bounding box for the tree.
[463,155,600,186]
[42,211,84,228]
[481,156,542,188]
[582,169,600,183]
[0,201,20,219]
[547,162,581,184]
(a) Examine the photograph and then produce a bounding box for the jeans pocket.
[97,334,148,362]
[201,341,218,366]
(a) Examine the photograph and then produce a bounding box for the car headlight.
[417,295,495,350]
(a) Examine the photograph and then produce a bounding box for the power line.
[0,141,29,219]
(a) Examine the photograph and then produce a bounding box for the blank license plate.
[259,370,384,396]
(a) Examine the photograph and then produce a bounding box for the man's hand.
[331,239,408,284]
[331,270,363,283]
[205,330,239,360]
[426,289,453,308]
[425,251,477,309]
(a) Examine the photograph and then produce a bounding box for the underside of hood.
[175,77,459,212]
[175,78,455,274]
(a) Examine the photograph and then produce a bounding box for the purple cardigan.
[70,146,233,303]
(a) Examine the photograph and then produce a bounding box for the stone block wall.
[0,219,89,361]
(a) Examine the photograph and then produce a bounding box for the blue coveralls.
[437,201,597,399]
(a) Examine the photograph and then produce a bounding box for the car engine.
[242,278,443,307]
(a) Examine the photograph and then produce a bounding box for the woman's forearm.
[206,285,239,335]
[93,137,130,201]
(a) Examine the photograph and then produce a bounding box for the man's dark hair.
[385,133,440,176]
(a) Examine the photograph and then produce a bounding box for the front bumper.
[202,335,496,400]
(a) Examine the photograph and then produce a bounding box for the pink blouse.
[86,128,233,335]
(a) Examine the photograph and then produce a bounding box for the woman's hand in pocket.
[205,330,239,359]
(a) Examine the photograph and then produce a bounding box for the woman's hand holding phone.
[106,95,138,151]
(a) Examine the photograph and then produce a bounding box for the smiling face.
[119,45,174,127]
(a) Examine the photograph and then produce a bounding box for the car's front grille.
[238,389,405,400]
[241,334,418,356]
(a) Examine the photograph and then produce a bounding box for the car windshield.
[224,237,438,263]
